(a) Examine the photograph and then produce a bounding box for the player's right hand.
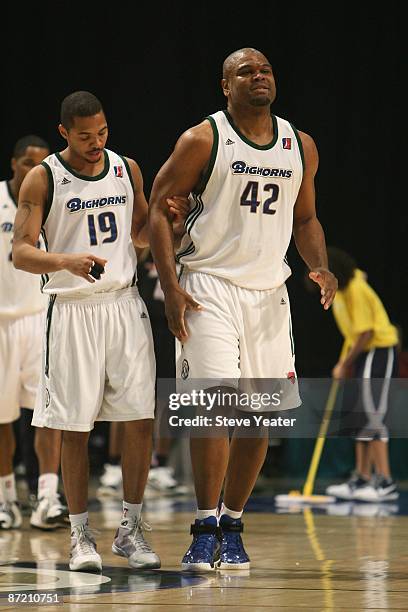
[62,253,108,283]
[164,286,202,341]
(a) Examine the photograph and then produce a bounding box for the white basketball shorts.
[32,287,155,432]
[0,311,44,423]
[176,270,300,411]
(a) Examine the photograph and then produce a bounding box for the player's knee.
[62,430,90,447]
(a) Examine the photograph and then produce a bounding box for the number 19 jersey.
[41,149,137,296]
[177,110,304,290]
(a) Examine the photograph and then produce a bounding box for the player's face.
[62,112,108,164]
[11,146,49,186]
[223,52,276,108]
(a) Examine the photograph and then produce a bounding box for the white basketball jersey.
[177,111,304,290]
[0,180,47,319]
[41,149,137,296]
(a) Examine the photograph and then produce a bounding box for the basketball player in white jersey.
[149,48,338,570]
[0,136,68,532]
[12,92,161,572]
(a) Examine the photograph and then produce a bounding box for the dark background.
[1,3,406,377]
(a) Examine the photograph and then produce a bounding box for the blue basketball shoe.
[219,514,250,569]
[181,516,222,571]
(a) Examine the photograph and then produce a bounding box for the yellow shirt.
[332,269,398,352]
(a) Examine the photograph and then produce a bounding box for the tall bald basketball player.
[12,92,160,572]
[0,136,67,532]
[149,48,338,570]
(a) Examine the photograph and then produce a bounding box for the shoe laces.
[223,530,243,555]
[72,525,99,554]
[191,532,217,556]
[127,518,154,553]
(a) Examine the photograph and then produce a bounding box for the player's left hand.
[332,361,347,379]
[309,268,338,310]
[166,196,190,236]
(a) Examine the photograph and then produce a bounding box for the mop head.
[275,490,336,505]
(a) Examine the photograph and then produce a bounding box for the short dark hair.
[13,135,49,159]
[60,91,104,129]
[327,247,357,290]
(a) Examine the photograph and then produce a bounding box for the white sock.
[38,473,59,499]
[196,508,218,520]
[0,473,17,503]
[219,503,243,520]
[122,501,142,524]
[69,511,89,530]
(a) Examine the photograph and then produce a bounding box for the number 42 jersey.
[41,149,137,296]
[177,110,304,290]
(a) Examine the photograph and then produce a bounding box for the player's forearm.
[132,223,149,248]
[148,208,179,293]
[342,331,373,367]
[293,216,328,269]
[12,242,65,274]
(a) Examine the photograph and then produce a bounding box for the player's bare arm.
[292,131,338,309]
[126,157,149,248]
[148,121,213,341]
[12,165,106,283]
[127,157,189,250]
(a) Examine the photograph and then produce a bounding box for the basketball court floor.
[1,481,408,611]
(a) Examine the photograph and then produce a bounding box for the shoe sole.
[69,560,102,572]
[0,520,22,530]
[111,544,161,569]
[181,560,221,572]
[377,493,400,501]
[30,521,60,531]
[219,561,250,570]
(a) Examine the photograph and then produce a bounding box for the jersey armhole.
[41,161,54,225]
[118,155,135,192]
[290,124,305,174]
[194,116,219,195]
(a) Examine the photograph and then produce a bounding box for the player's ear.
[11,157,17,173]
[221,78,229,98]
[58,124,68,141]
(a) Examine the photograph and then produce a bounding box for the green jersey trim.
[119,155,135,192]
[223,110,278,150]
[45,294,56,377]
[290,123,305,173]
[41,162,54,225]
[176,241,195,263]
[55,150,110,181]
[195,116,219,194]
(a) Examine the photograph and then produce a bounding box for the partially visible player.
[0,135,68,531]
[326,247,399,502]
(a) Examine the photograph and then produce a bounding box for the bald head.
[222,48,270,78]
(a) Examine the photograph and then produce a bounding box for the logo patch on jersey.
[1,222,13,232]
[231,161,293,179]
[114,165,123,178]
[141,312,148,318]
[225,138,235,145]
[282,137,292,150]
[61,177,71,185]
[66,195,127,213]
[280,297,286,305]
[287,371,296,384]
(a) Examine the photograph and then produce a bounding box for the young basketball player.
[12,93,160,572]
